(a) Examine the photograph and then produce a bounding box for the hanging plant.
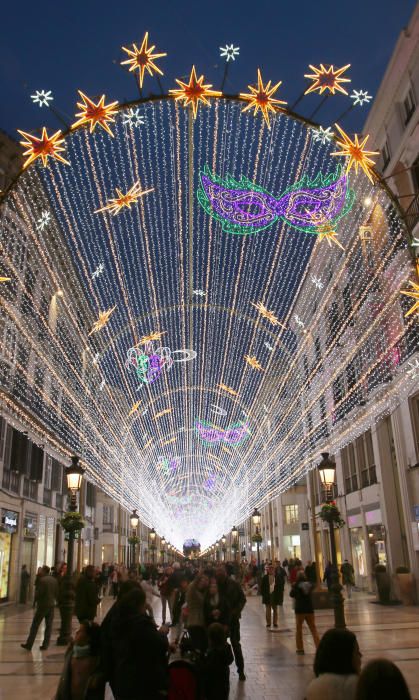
[60,511,86,532]
[128,535,140,545]
[251,533,262,543]
[231,542,240,551]
[319,501,345,528]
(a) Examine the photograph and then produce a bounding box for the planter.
[376,571,391,604]
[395,573,416,605]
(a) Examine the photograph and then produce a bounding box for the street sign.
[301,522,309,531]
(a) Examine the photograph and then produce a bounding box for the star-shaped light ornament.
[88,306,117,336]
[217,382,238,397]
[193,289,206,297]
[0,276,11,283]
[72,92,119,136]
[401,274,419,318]
[31,90,53,107]
[121,32,167,88]
[312,126,334,144]
[264,342,274,352]
[18,128,69,169]
[91,263,105,279]
[128,400,142,417]
[220,44,240,62]
[331,124,379,183]
[99,379,106,391]
[94,182,154,216]
[170,66,222,119]
[36,211,51,231]
[317,225,345,250]
[410,237,419,250]
[122,108,145,128]
[244,354,264,371]
[406,358,419,379]
[294,315,305,328]
[240,69,287,128]
[137,330,166,345]
[311,275,324,290]
[350,89,373,107]
[251,301,286,328]
[304,64,351,95]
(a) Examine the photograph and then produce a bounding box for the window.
[381,140,391,170]
[44,455,52,490]
[284,504,299,524]
[86,481,96,508]
[403,87,416,125]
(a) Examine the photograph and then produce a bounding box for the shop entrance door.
[0,532,12,601]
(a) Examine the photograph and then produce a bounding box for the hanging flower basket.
[231,542,240,551]
[319,502,345,528]
[251,533,262,543]
[60,512,86,532]
[128,535,140,545]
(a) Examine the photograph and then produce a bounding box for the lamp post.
[231,525,239,562]
[221,535,227,562]
[129,509,139,569]
[57,456,85,646]
[149,528,156,564]
[252,507,262,569]
[161,537,166,564]
[317,452,346,629]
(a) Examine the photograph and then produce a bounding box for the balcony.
[405,191,419,233]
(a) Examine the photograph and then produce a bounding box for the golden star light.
[251,301,286,329]
[304,64,351,95]
[72,92,119,136]
[240,69,287,128]
[137,330,166,346]
[154,408,172,420]
[401,274,419,317]
[18,127,69,169]
[94,182,154,216]
[128,400,142,417]
[331,124,379,183]
[316,225,345,251]
[121,32,167,88]
[169,66,222,119]
[244,355,264,371]
[217,383,238,397]
[88,306,117,336]
[0,276,11,283]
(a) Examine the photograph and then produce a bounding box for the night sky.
[0,0,416,140]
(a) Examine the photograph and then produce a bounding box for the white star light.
[407,358,419,379]
[92,353,100,365]
[220,44,240,62]
[193,289,206,297]
[411,237,419,249]
[122,108,145,128]
[350,89,373,107]
[91,263,104,280]
[31,90,54,107]
[294,314,305,328]
[311,275,324,290]
[99,379,106,391]
[36,211,51,231]
[312,126,334,144]
[264,342,274,351]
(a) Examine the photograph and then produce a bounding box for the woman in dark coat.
[261,565,285,628]
[110,587,169,699]
[204,578,230,628]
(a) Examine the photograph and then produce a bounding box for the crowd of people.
[18,558,412,700]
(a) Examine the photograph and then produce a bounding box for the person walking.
[305,561,317,585]
[75,565,100,623]
[21,565,58,651]
[340,560,355,599]
[216,566,247,681]
[261,565,284,628]
[290,571,320,655]
[306,628,362,699]
[19,565,30,604]
[323,561,334,590]
[158,566,172,624]
[185,573,209,653]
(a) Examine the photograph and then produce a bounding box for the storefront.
[0,509,19,601]
[283,534,301,560]
[348,525,368,589]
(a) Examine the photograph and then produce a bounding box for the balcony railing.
[405,191,419,232]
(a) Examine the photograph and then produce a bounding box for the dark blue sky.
[0,0,416,138]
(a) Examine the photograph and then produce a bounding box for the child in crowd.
[201,622,234,700]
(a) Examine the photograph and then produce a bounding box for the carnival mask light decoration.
[195,419,251,446]
[197,165,354,236]
[126,341,173,386]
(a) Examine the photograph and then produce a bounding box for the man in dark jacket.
[261,565,285,628]
[216,566,246,681]
[290,571,320,654]
[21,565,58,650]
[75,565,99,622]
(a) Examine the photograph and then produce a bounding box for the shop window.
[284,504,299,524]
[381,140,391,170]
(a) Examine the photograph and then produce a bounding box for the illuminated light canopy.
[121,32,167,87]
[240,68,287,128]
[18,127,69,168]
[331,124,379,183]
[94,182,154,216]
[72,91,119,136]
[304,63,351,95]
[198,165,354,235]
[170,66,222,119]
[88,306,117,336]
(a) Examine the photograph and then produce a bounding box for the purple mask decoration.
[195,419,251,446]
[197,165,354,236]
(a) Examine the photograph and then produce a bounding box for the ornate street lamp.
[149,527,156,564]
[317,452,346,629]
[129,509,139,569]
[57,456,85,645]
[252,507,262,569]
[221,534,227,561]
[231,525,239,562]
[161,536,166,563]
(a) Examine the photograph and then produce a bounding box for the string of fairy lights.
[1,33,418,548]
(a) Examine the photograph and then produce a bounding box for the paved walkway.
[0,588,418,699]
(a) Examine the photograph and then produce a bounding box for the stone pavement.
[0,588,418,700]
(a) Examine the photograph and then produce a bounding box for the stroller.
[168,658,200,700]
